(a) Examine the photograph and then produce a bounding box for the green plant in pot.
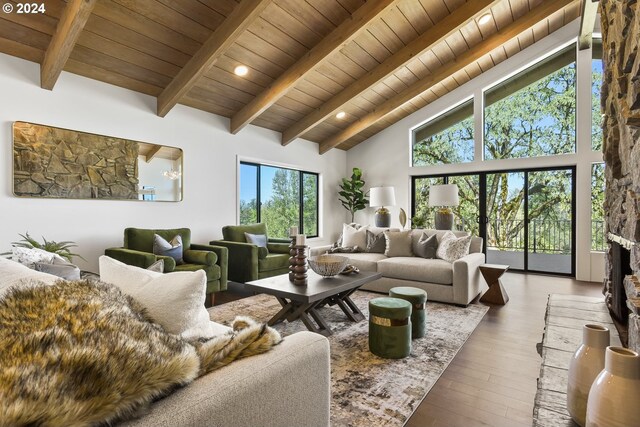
[339,167,368,223]
[6,232,85,262]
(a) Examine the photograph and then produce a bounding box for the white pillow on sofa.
[99,255,219,340]
[436,231,472,263]
[341,223,369,249]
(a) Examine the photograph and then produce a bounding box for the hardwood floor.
[406,272,602,427]
[216,273,603,426]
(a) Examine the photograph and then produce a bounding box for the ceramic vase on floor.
[567,324,610,427]
[586,346,640,427]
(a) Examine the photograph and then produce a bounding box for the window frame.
[239,160,320,238]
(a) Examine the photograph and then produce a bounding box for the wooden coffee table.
[245,270,382,336]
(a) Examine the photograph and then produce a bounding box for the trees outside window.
[592,39,603,151]
[592,163,605,251]
[239,162,319,238]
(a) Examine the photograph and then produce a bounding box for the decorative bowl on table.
[308,254,349,278]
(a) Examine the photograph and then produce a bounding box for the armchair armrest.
[452,252,486,306]
[191,244,228,290]
[184,249,217,266]
[153,255,177,272]
[104,248,156,270]
[210,240,259,283]
[267,242,290,253]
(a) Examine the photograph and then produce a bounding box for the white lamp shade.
[429,184,459,207]
[369,186,396,207]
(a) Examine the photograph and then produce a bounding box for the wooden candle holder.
[289,236,296,282]
[293,245,308,286]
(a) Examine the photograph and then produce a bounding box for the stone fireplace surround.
[601,0,640,352]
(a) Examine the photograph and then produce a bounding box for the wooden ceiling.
[0,0,582,153]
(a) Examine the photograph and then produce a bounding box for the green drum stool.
[389,287,427,339]
[368,297,412,359]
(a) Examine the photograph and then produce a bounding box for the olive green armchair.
[210,223,290,283]
[105,227,228,306]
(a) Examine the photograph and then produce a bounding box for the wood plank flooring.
[216,273,602,427]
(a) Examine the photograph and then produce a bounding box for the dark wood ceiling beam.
[40,0,96,90]
[229,0,399,135]
[280,0,497,146]
[156,0,271,117]
[318,0,575,154]
[578,0,600,50]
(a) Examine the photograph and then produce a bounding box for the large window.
[592,163,605,251]
[239,162,319,238]
[592,39,603,151]
[484,46,576,160]
[412,99,474,166]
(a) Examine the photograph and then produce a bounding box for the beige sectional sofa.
[0,257,331,427]
[312,229,486,306]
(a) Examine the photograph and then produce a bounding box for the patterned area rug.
[208,290,488,427]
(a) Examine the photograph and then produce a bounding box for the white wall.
[346,20,605,283]
[0,53,347,272]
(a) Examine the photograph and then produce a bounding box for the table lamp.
[370,186,396,227]
[429,184,459,230]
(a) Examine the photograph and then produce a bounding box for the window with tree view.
[484,46,576,160]
[592,39,603,151]
[239,162,318,238]
[412,99,474,166]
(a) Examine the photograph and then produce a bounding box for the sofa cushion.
[411,229,483,254]
[437,232,472,263]
[245,232,269,259]
[342,223,368,249]
[341,253,387,272]
[34,257,81,280]
[11,246,56,268]
[153,234,184,265]
[384,230,413,257]
[414,233,438,259]
[378,257,453,285]
[125,228,192,253]
[258,253,290,272]
[0,257,58,298]
[365,230,386,253]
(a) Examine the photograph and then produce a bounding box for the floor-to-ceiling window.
[239,162,319,238]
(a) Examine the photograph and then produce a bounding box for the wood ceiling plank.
[396,0,433,34]
[249,17,308,58]
[532,17,550,42]
[209,55,273,87]
[64,58,161,96]
[281,0,495,145]
[186,86,247,112]
[491,1,515,30]
[84,15,190,67]
[0,18,51,50]
[353,31,393,63]
[200,72,263,98]
[0,36,44,63]
[325,53,366,80]
[418,0,450,23]
[445,30,471,57]
[308,0,351,26]
[508,0,531,20]
[92,2,200,55]
[274,0,336,37]
[260,3,322,49]
[41,0,96,90]
[181,96,237,118]
[224,44,286,79]
[340,40,380,71]
[236,30,298,68]
[285,87,325,109]
[381,5,419,46]
[197,0,239,18]
[294,79,334,102]
[229,0,398,134]
[578,0,599,49]
[366,19,404,54]
[2,1,57,35]
[318,0,575,154]
[77,31,180,78]
[111,0,211,43]
[154,0,227,32]
[502,37,522,58]
[156,0,270,117]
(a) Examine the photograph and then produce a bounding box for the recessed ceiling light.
[478,13,492,25]
[234,65,248,76]
[336,111,346,119]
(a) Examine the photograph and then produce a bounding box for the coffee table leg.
[337,288,366,322]
[307,307,332,336]
[268,297,295,326]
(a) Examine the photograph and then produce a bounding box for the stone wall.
[13,122,139,199]
[602,0,640,351]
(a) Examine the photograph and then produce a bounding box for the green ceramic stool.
[368,297,412,359]
[389,287,428,339]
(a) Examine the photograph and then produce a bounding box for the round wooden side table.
[479,264,509,304]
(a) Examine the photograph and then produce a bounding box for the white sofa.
[312,229,486,306]
[0,257,331,427]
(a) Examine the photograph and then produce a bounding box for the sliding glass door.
[412,167,575,276]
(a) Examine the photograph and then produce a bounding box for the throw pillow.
[384,230,413,257]
[365,230,386,253]
[11,246,55,268]
[244,232,269,259]
[153,234,184,265]
[146,259,164,273]
[99,255,217,340]
[414,232,438,259]
[335,222,361,247]
[33,257,81,280]
[436,233,472,263]
[342,223,369,250]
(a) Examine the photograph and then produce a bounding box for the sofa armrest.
[267,242,290,254]
[310,245,332,257]
[452,252,486,306]
[191,244,228,290]
[209,240,259,283]
[183,249,216,266]
[104,248,156,270]
[122,331,330,427]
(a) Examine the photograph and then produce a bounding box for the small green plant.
[410,215,428,229]
[338,167,369,222]
[7,232,85,262]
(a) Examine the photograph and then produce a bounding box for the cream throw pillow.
[384,230,413,257]
[436,231,472,262]
[99,255,218,340]
[341,223,369,250]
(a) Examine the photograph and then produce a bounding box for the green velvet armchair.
[210,223,290,283]
[105,227,228,306]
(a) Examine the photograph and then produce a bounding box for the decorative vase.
[586,347,640,427]
[567,324,610,426]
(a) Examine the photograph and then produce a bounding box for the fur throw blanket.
[0,280,281,426]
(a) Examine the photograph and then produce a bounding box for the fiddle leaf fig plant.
[338,167,368,222]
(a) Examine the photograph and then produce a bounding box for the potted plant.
[6,232,85,262]
[338,167,368,222]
